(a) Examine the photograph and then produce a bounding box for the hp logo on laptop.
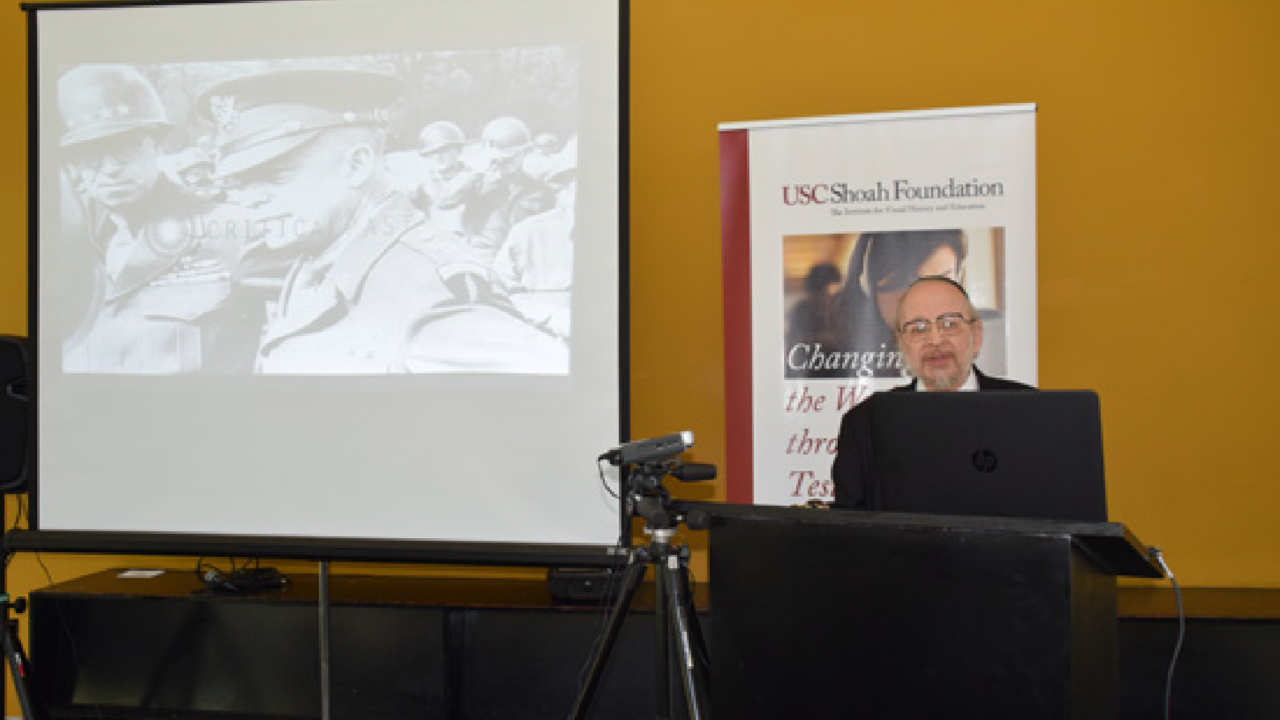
[972,448,999,473]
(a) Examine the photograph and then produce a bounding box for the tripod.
[1,593,42,720]
[568,463,710,720]
[3,492,45,720]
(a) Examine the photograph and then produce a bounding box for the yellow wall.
[625,0,1280,588]
[2,0,1279,709]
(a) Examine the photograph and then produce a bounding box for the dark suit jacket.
[829,367,1035,509]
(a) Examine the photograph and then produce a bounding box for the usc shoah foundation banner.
[719,104,1038,505]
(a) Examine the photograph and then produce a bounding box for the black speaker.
[0,335,30,493]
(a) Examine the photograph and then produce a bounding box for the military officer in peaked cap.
[58,64,231,373]
[200,67,567,374]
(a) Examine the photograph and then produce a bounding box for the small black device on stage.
[548,567,620,604]
[200,567,290,594]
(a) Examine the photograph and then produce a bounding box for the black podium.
[678,502,1161,720]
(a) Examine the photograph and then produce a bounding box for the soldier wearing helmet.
[58,64,230,374]
[463,115,552,255]
[199,68,566,374]
[411,120,481,236]
[59,64,170,210]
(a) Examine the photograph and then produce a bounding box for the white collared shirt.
[916,367,980,392]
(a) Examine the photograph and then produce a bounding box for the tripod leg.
[672,558,710,696]
[653,559,670,720]
[661,555,707,720]
[3,617,44,720]
[567,553,649,720]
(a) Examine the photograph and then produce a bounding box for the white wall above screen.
[31,0,625,552]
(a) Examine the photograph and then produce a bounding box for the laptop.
[859,390,1108,522]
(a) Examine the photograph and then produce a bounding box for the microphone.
[599,431,694,466]
[668,462,716,482]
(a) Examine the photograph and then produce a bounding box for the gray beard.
[924,377,953,391]
[922,368,958,391]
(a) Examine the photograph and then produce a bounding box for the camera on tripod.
[599,431,716,524]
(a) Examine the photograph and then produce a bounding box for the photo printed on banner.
[782,228,1008,380]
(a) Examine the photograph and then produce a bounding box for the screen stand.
[319,559,332,720]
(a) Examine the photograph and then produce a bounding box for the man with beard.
[59,64,230,373]
[199,68,566,374]
[830,275,1034,508]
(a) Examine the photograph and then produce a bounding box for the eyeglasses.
[898,312,974,341]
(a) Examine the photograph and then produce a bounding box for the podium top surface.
[673,500,1164,579]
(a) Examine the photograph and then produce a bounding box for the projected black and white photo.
[33,0,623,552]
[54,51,578,376]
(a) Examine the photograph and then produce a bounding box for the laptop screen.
[860,390,1108,522]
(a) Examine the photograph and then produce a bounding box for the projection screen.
[27,0,627,562]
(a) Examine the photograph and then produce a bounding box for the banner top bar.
[717,102,1037,133]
